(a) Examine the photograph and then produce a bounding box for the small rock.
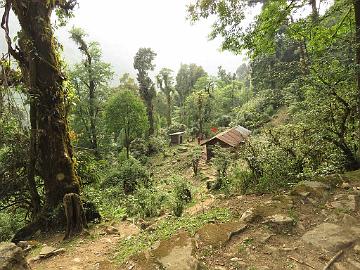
[341,182,351,189]
[27,255,41,264]
[264,214,295,233]
[353,244,360,254]
[259,232,275,243]
[73,257,81,263]
[240,208,256,223]
[342,214,359,226]
[16,241,29,250]
[105,226,119,235]
[39,246,57,258]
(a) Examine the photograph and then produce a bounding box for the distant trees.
[105,90,148,159]
[185,89,210,137]
[134,48,157,136]
[156,68,174,127]
[70,27,113,158]
[175,63,206,122]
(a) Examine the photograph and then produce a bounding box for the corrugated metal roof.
[169,131,185,136]
[201,125,251,147]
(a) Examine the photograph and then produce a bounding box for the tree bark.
[27,101,42,216]
[166,94,172,127]
[146,100,155,136]
[354,0,360,145]
[309,0,318,22]
[63,193,87,240]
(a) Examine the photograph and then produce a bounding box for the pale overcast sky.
[55,0,248,82]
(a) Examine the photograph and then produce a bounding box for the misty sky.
[56,0,248,82]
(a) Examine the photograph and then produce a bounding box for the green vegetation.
[0,0,359,253]
[115,207,231,264]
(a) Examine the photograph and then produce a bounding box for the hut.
[169,131,185,145]
[200,126,251,160]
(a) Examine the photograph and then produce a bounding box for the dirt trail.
[29,222,139,270]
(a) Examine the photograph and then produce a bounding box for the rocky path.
[28,222,139,270]
[3,170,360,270]
[124,171,360,270]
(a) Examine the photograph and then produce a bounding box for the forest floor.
[24,145,360,270]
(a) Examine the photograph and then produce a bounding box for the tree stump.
[63,193,87,240]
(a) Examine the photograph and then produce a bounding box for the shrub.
[191,145,202,176]
[130,138,148,163]
[74,150,104,185]
[170,177,192,217]
[148,136,167,155]
[126,186,167,219]
[0,211,25,242]
[102,158,150,194]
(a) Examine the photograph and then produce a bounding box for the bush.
[75,151,105,185]
[170,177,192,217]
[102,158,150,194]
[0,211,25,242]
[148,136,167,155]
[130,138,148,162]
[126,186,167,219]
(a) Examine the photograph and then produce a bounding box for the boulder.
[130,231,200,270]
[195,222,247,248]
[330,194,360,211]
[153,231,199,270]
[302,223,359,252]
[291,181,330,198]
[263,214,295,233]
[0,242,30,270]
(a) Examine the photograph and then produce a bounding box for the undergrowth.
[115,207,231,264]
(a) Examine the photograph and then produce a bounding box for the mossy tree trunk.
[2,0,86,241]
[354,0,360,150]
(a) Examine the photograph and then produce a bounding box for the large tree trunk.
[354,0,360,144]
[27,101,42,216]
[7,1,85,240]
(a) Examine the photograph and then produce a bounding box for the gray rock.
[263,214,295,233]
[342,214,359,226]
[353,244,360,254]
[291,181,330,198]
[195,222,247,248]
[240,208,256,223]
[0,242,30,270]
[153,231,199,270]
[341,182,351,189]
[330,195,360,211]
[302,223,359,252]
[105,226,120,235]
[39,246,66,259]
